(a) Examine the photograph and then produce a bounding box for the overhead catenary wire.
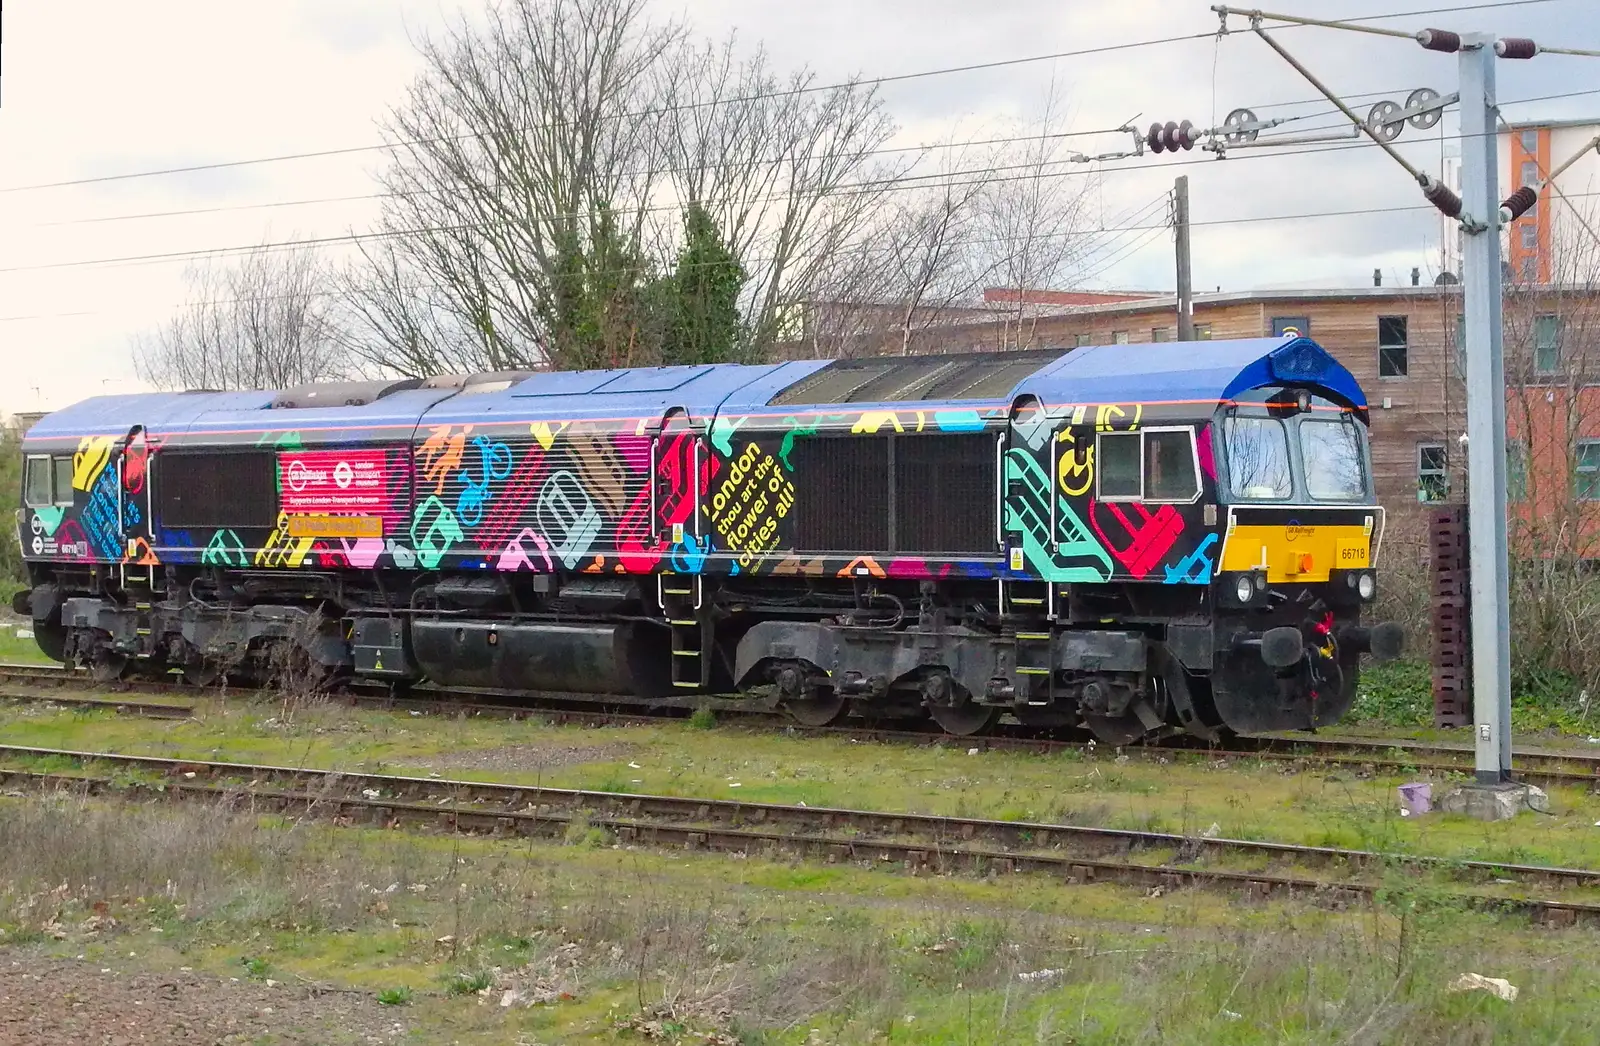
[13,106,1600,282]
[17,73,1598,244]
[0,0,1560,197]
[0,29,1219,197]
[14,183,1600,323]
[0,125,1512,279]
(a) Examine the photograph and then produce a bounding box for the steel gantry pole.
[1457,34,1514,783]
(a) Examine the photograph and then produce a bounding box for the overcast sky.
[0,0,1594,415]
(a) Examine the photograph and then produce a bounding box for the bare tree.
[654,35,901,357]
[133,242,345,391]
[781,91,1099,359]
[971,86,1097,350]
[340,0,901,373]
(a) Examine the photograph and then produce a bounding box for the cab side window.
[1145,430,1199,501]
[1097,433,1142,498]
[52,458,74,505]
[23,455,76,508]
[1095,429,1200,503]
[24,457,52,508]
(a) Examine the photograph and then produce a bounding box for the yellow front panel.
[1220,523,1371,583]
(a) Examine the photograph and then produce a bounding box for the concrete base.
[1435,782,1537,822]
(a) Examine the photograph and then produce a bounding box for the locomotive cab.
[1207,386,1404,732]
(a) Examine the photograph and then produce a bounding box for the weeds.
[443,969,494,996]
[239,955,272,980]
[0,794,1597,1042]
[687,706,716,731]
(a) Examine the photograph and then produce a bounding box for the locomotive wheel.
[928,702,1000,736]
[1083,713,1146,746]
[785,691,849,727]
[89,652,128,684]
[183,662,221,688]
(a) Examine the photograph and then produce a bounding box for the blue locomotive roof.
[24,336,1361,443]
[418,361,829,426]
[24,391,262,442]
[1018,336,1364,413]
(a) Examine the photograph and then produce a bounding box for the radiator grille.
[769,349,1067,406]
[894,434,995,553]
[156,451,278,529]
[788,437,890,551]
[788,434,995,554]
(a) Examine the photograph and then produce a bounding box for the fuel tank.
[411,620,666,697]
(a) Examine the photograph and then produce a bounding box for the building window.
[1577,441,1600,501]
[1074,333,1092,347]
[1520,129,1538,152]
[1418,443,1449,502]
[1378,316,1408,377]
[1507,438,1527,502]
[1535,314,1561,373]
[1271,316,1309,338]
[1152,327,1173,342]
[1195,324,1212,340]
[1520,256,1539,282]
[1521,160,1539,188]
[1520,222,1538,250]
[1113,330,1130,345]
[1454,311,1466,375]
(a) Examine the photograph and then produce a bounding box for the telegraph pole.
[1174,175,1195,340]
[1457,35,1513,783]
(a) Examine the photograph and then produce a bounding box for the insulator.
[1176,119,1196,151]
[1501,185,1539,221]
[1161,121,1180,152]
[1415,29,1462,53]
[1146,122,1166,154]
[1496,37,1538,59]
[1420,175,1463,219]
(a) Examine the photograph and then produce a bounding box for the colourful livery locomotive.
[14,335,1402,741]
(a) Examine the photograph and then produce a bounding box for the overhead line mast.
[1210,2,1599,807]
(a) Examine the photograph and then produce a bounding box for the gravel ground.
[0,953,411,1046]
[414,741,636,774]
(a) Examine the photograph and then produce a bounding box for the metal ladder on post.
[659,574,709,690]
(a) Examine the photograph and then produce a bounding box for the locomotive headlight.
[1235,574,1257,603]
[1357,572,1376,601]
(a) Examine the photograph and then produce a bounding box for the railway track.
[0,742,1594,927]
[2,661,1597,792]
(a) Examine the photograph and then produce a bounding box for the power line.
[17,108,1599,280]
[0,30,1217,197]
[15,181,1595,311]
[0,0,1556,197]
[1,127,1467,278]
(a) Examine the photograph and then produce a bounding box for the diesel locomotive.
[13,335,1403,742]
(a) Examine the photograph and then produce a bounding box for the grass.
[2,793,1600,1043]
[1,695,1598,870]
[0,624,54,665]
